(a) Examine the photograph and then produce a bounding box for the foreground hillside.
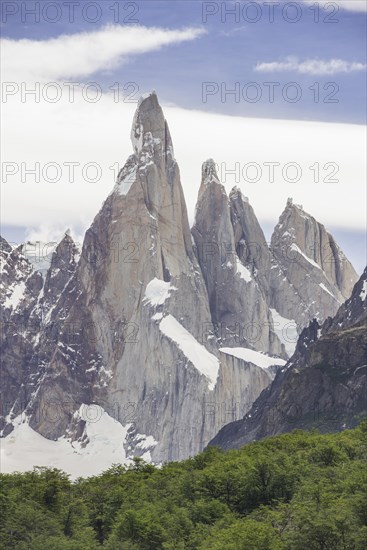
[1,422,366,549]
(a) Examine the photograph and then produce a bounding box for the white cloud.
[302,0,367,13]
[1,26,365,248]
[2,90,366,237]
[24,225,85,249]
[1,24,206,82]
[255,56,367,75]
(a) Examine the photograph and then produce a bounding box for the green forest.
[1,422,366,549]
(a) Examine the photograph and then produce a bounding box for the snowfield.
[1,405,137,479]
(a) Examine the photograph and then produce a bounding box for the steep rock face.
[229,186,272,292]
[192,163,283,356]
[7,93,279,463]
[1,234,86,439]
[0,238,43,320]
[327,267,367,330]
[23,233,92,441]
[39,233,80,323]
[209,267,367,450]
[0,237,43,434]
[270,199,358,328]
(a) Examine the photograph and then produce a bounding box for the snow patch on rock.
[219,347,286,371]
[359,280,367,301]
[319,282,336,299]
[270,308,298,357]
[159,314,219,390]
[143,278,177,307]
[3,281,26,310]
[290,243,320,269]
[235,257,252,282]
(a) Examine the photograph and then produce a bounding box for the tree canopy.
[1,421,366,549]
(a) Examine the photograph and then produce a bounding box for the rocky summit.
[0,93,361,474]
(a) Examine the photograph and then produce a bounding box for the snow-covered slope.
[1,406,132,479]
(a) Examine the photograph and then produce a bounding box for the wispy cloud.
[302,0,367,13]
[254,57,367,75]
[1,24,206,82]
[219,26,247,37]
[235,0,367,11]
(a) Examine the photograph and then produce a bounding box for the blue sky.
[2,0,366,122]
[1,1,366,273]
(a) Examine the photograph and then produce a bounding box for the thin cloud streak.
[255,57,367,75]
[302,0,367,13]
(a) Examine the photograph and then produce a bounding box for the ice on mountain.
[159,314,220,391]
[143,278,177,307]
[219,347,286,371]
[0,407,132,479]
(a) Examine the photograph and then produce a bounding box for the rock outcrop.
[209,267,367,450]
[269,198,358,329]
[192,163,283,356]
[0,238,43,435]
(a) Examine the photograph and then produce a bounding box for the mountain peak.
[130,91,173,158]
[201,159,220,185]
[229,186,249,204]
[61,229,74,244]
[270,195,358,325]
[137,90,158,106]
[51,231,79,268]
[286,197,304,211]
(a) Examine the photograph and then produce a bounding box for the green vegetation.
[1,422,367,549]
